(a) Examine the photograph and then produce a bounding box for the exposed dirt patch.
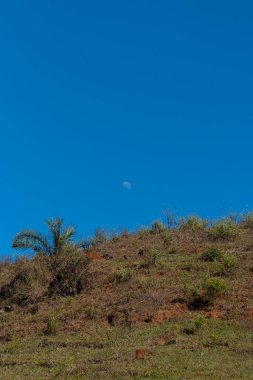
[148,304,187,324]
[86,252,103,261]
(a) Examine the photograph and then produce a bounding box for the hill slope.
[0,217,253,379]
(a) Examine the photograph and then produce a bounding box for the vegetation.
[150,220,166,234]
[179,215,208,231]
[0,214,252,379]
[209,218,239,240]
[201,247,224,262]
[8,218,90,301]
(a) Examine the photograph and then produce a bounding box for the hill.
[0,215,253,379]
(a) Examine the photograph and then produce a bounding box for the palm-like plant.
[12,218,77,257]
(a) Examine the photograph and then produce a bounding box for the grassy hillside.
[0,215,253,379]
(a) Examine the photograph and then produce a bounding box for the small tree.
[12,218,77,258]
[12,218,89,296]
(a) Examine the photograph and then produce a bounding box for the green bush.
[194,316,206,330]
[204,277,227,300]
[113,269,134,283]
[201,247,224,262]
[209,219,239,240]
[186,276,227,310]
[219,253,237,276]
[179,216,208,232]
[182,316,206,335]
[201,247,237,276]
[138,246,160,269]
[151,221,166,234]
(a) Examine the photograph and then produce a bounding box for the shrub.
[113,269,134,283]
[194,316,206,330]
[179,216,208,232]
[219,253,237,276]
[209,219,239,240]
[204,277,227,300]
[151,221,166,234]
[201,247,224,262]
[201,247,237,276]
[48,247,90,296]
[0,257,50,306]
[186,276,227,310]
[182,316,206,335]
[138,246,160,269]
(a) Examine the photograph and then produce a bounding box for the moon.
[122,181,132,190]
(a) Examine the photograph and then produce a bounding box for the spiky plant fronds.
[12,218,78,257]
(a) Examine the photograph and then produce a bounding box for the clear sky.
[0,1,253,256]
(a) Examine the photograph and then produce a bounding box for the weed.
[201,248,237,276]
[209,219,239,240]
[201,247,224,262]
[204,277,227,299]
[182,316,206,335]
[113,269,134,283]
[44,316,59,336]
[151,221,166,234]
[138,246,160,269]
[186,276,227,310]
[179,216,208,232]
[204,333,228,348]
[221,253,237,274]
[84,306,96,320]
[194,316,206,330]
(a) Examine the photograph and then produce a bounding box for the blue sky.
[0,1,253,256]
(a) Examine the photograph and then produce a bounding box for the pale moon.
[122,181,132,190]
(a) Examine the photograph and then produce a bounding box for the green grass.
[0,320,252,379]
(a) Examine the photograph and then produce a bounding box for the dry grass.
[0,217,253,378]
